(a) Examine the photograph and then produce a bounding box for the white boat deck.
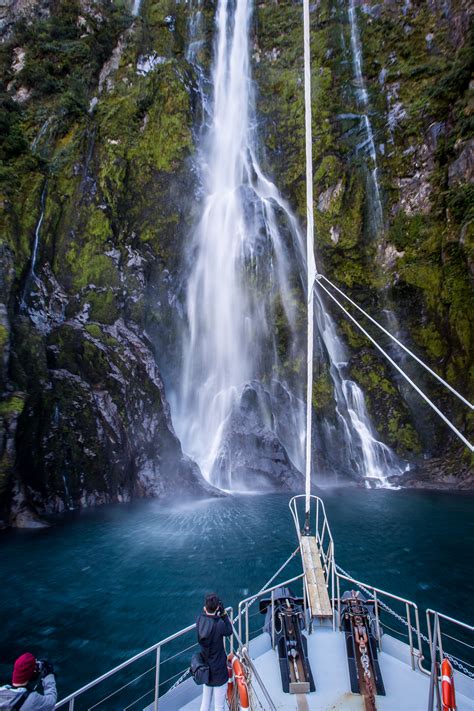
[154,627,474,710]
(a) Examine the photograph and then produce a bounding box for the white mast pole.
[303,0,317,525]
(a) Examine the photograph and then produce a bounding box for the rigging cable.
[318,274,473,410]
[302,0,317,519]
[314,276,474,452]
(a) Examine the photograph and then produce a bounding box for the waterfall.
[173,0,403,488]
[348,0,383,237]
[315,303,406,485]
[21,182,47,309]
[174,0,302,487]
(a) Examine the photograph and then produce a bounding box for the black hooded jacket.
[196,612,233,686]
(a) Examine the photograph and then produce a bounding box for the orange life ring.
[441,658,456,711]
[232,655,250,711]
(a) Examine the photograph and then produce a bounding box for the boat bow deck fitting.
[300,536,333,620]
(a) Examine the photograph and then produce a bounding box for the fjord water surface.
[1,490,472,697]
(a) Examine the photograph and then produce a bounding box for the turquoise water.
[1,489,473,701]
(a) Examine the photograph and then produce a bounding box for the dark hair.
[205,592,219,613]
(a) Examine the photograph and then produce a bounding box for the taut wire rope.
[318,274,473,410]
[314,277,474,452]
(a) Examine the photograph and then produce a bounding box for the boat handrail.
[55,608,234,710]
[335,569,423,673]
[289,494,334,552]
[426,608,474,694]
[237,572,306,647]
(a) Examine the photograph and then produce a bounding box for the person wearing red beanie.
[0,652,57,710]
[12,653,37,687]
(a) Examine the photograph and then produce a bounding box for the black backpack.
[190,652,210,685]
[0,687,31,710]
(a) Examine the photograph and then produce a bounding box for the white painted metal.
[302,0,317,518]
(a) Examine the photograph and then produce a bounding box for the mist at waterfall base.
[1,491,473,699]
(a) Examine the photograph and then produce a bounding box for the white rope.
[314,278,474,452]
[302,0,317,516]
[319,274,473,410]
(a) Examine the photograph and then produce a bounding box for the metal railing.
[335,569,423,671]
[56,608,233,710]
[426,609,474,710]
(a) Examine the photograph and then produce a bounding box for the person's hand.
[40,661,55,678]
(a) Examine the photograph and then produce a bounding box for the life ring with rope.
[441,658,456,711]
[226,653,250,710]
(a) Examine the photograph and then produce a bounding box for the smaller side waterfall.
[21,182,47,309]
[315,300,406,486]
[348,0,383,237]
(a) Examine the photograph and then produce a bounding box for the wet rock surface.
[211,382,304,492]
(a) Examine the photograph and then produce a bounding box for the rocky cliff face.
[0,0,472,526]
[0,0,216,526]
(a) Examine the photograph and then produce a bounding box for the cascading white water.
[315,300,405,486]
[348,0,383,236]
[173,0,403,488]
[175,0,302,486]
[132,0,142,17]
[21,183,47,309]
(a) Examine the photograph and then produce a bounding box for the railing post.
[337,574,341,630]
[245,603,249,647]
[303,576,307,629]
[238,603,242,646]
[331,545,335,631]
[271,590,275,649]
[374,591,381,650]
[68,700,74,711]
[406,603,414,669]
[427,613,438,711]
[154,645,161,711]
[437,615,443,664]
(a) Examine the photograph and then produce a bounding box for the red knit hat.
[12,653,37,686]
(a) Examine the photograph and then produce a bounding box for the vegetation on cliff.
[0,0,472,526]
[0,0,211,526]
[254,0,473,474]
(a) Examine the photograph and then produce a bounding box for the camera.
[35,660,54,679]
[217,600,225,616]
[35,661,45,678]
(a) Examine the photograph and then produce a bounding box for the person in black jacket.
[197,592,232,711]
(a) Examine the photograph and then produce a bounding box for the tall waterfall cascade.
[172,0,405,489]
[348,0,384,238]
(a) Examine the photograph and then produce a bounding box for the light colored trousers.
[199,682,227,711]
